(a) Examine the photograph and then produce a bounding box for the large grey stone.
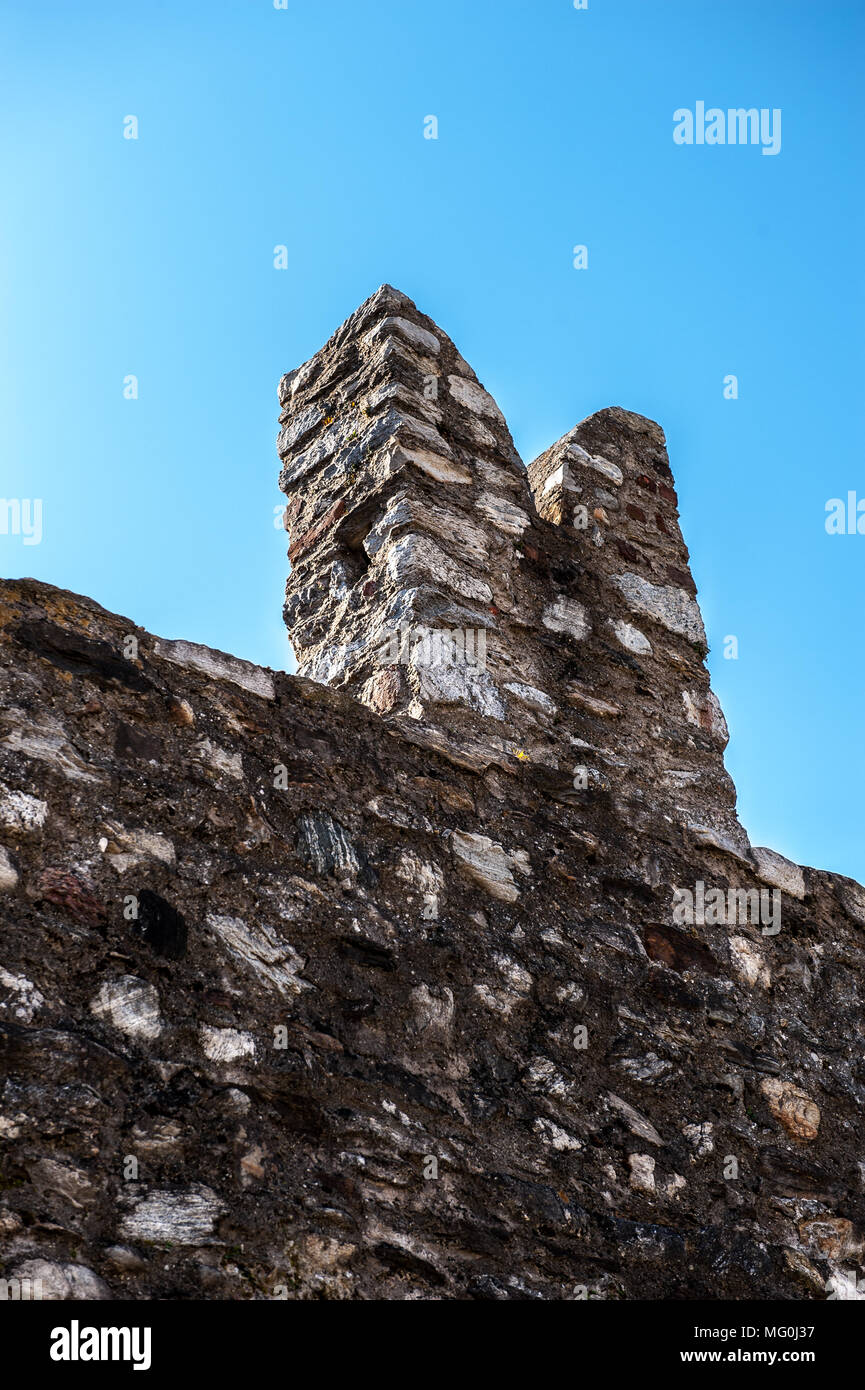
[613,573,706,646]
[751,847,806,900]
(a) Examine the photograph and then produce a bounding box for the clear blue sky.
[1,0,863,883]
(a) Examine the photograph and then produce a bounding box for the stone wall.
[1,288,863,1300]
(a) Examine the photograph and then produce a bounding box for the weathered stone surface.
[119,1186,224,1245]
[414,647,506,720]
[608,1093,664,1146]
[761,1079,821,1142]
[729,935,771,989]
[687,819,752,861]
[389,443,473,485]
[0,287,862,1304]
[0,846,19,892]
[100,822,176,873]
[199,1025,256,1064]
[504,681,556,717]
[90,976,162,1042]
[296,811,362,880]
[0,785,48,832]
[206,914,309,996]
[837,877,865,926]
[450,830,530,902]
[798,1216,858,1262]
[194,737,244,780]
[154,638,275,701]
[0,968,44,1022]
[566,683,621,718]
[566,442,624,487]
[476,491,529,536]
[612,574,707,646]
[6,1258,112,1301]
[610,618,652,655]
[752,846,807,900]
[4,718,103,782]
[364,314,440,356]
[682,689,729,746]
[384,534,492,605]
[628,1153,656,1193]
[542,596,590,640]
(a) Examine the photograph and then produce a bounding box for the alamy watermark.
[50,1322,151,1370]
[375,624,487,673]
[673,881,781,936]
[825,492,865,535]
[0,498,42,545]
[673,103,781,156]
[0,1275,43,1300]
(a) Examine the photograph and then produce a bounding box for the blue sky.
[1,0,862,882]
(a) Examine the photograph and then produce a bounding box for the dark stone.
[114,721,163,762]
[643,923,720,976]
[133,889,188,960]
[13,619,154,693]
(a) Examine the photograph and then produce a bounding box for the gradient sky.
[1,0,863,882]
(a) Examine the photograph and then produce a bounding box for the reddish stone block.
[366,665,401,714]
[288,498,346,562]
[615,539,641,563]
[666,564,696,593]
[36,868,106,927]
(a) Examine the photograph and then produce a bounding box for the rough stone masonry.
[1,285,864,1301]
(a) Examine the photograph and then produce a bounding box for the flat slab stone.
[447,374,506,424]
[542,597,590,641]
[155,639,275,700]
[751,846,806,900]
[90,975,162,1041]
[450,830,530,903]
[612,573,706,646]
[120,1185,225,1245]
[364,316,440,356]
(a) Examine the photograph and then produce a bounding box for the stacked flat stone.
[528,408,747,858]
[279,285,748,862]
[278,285,530,742]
